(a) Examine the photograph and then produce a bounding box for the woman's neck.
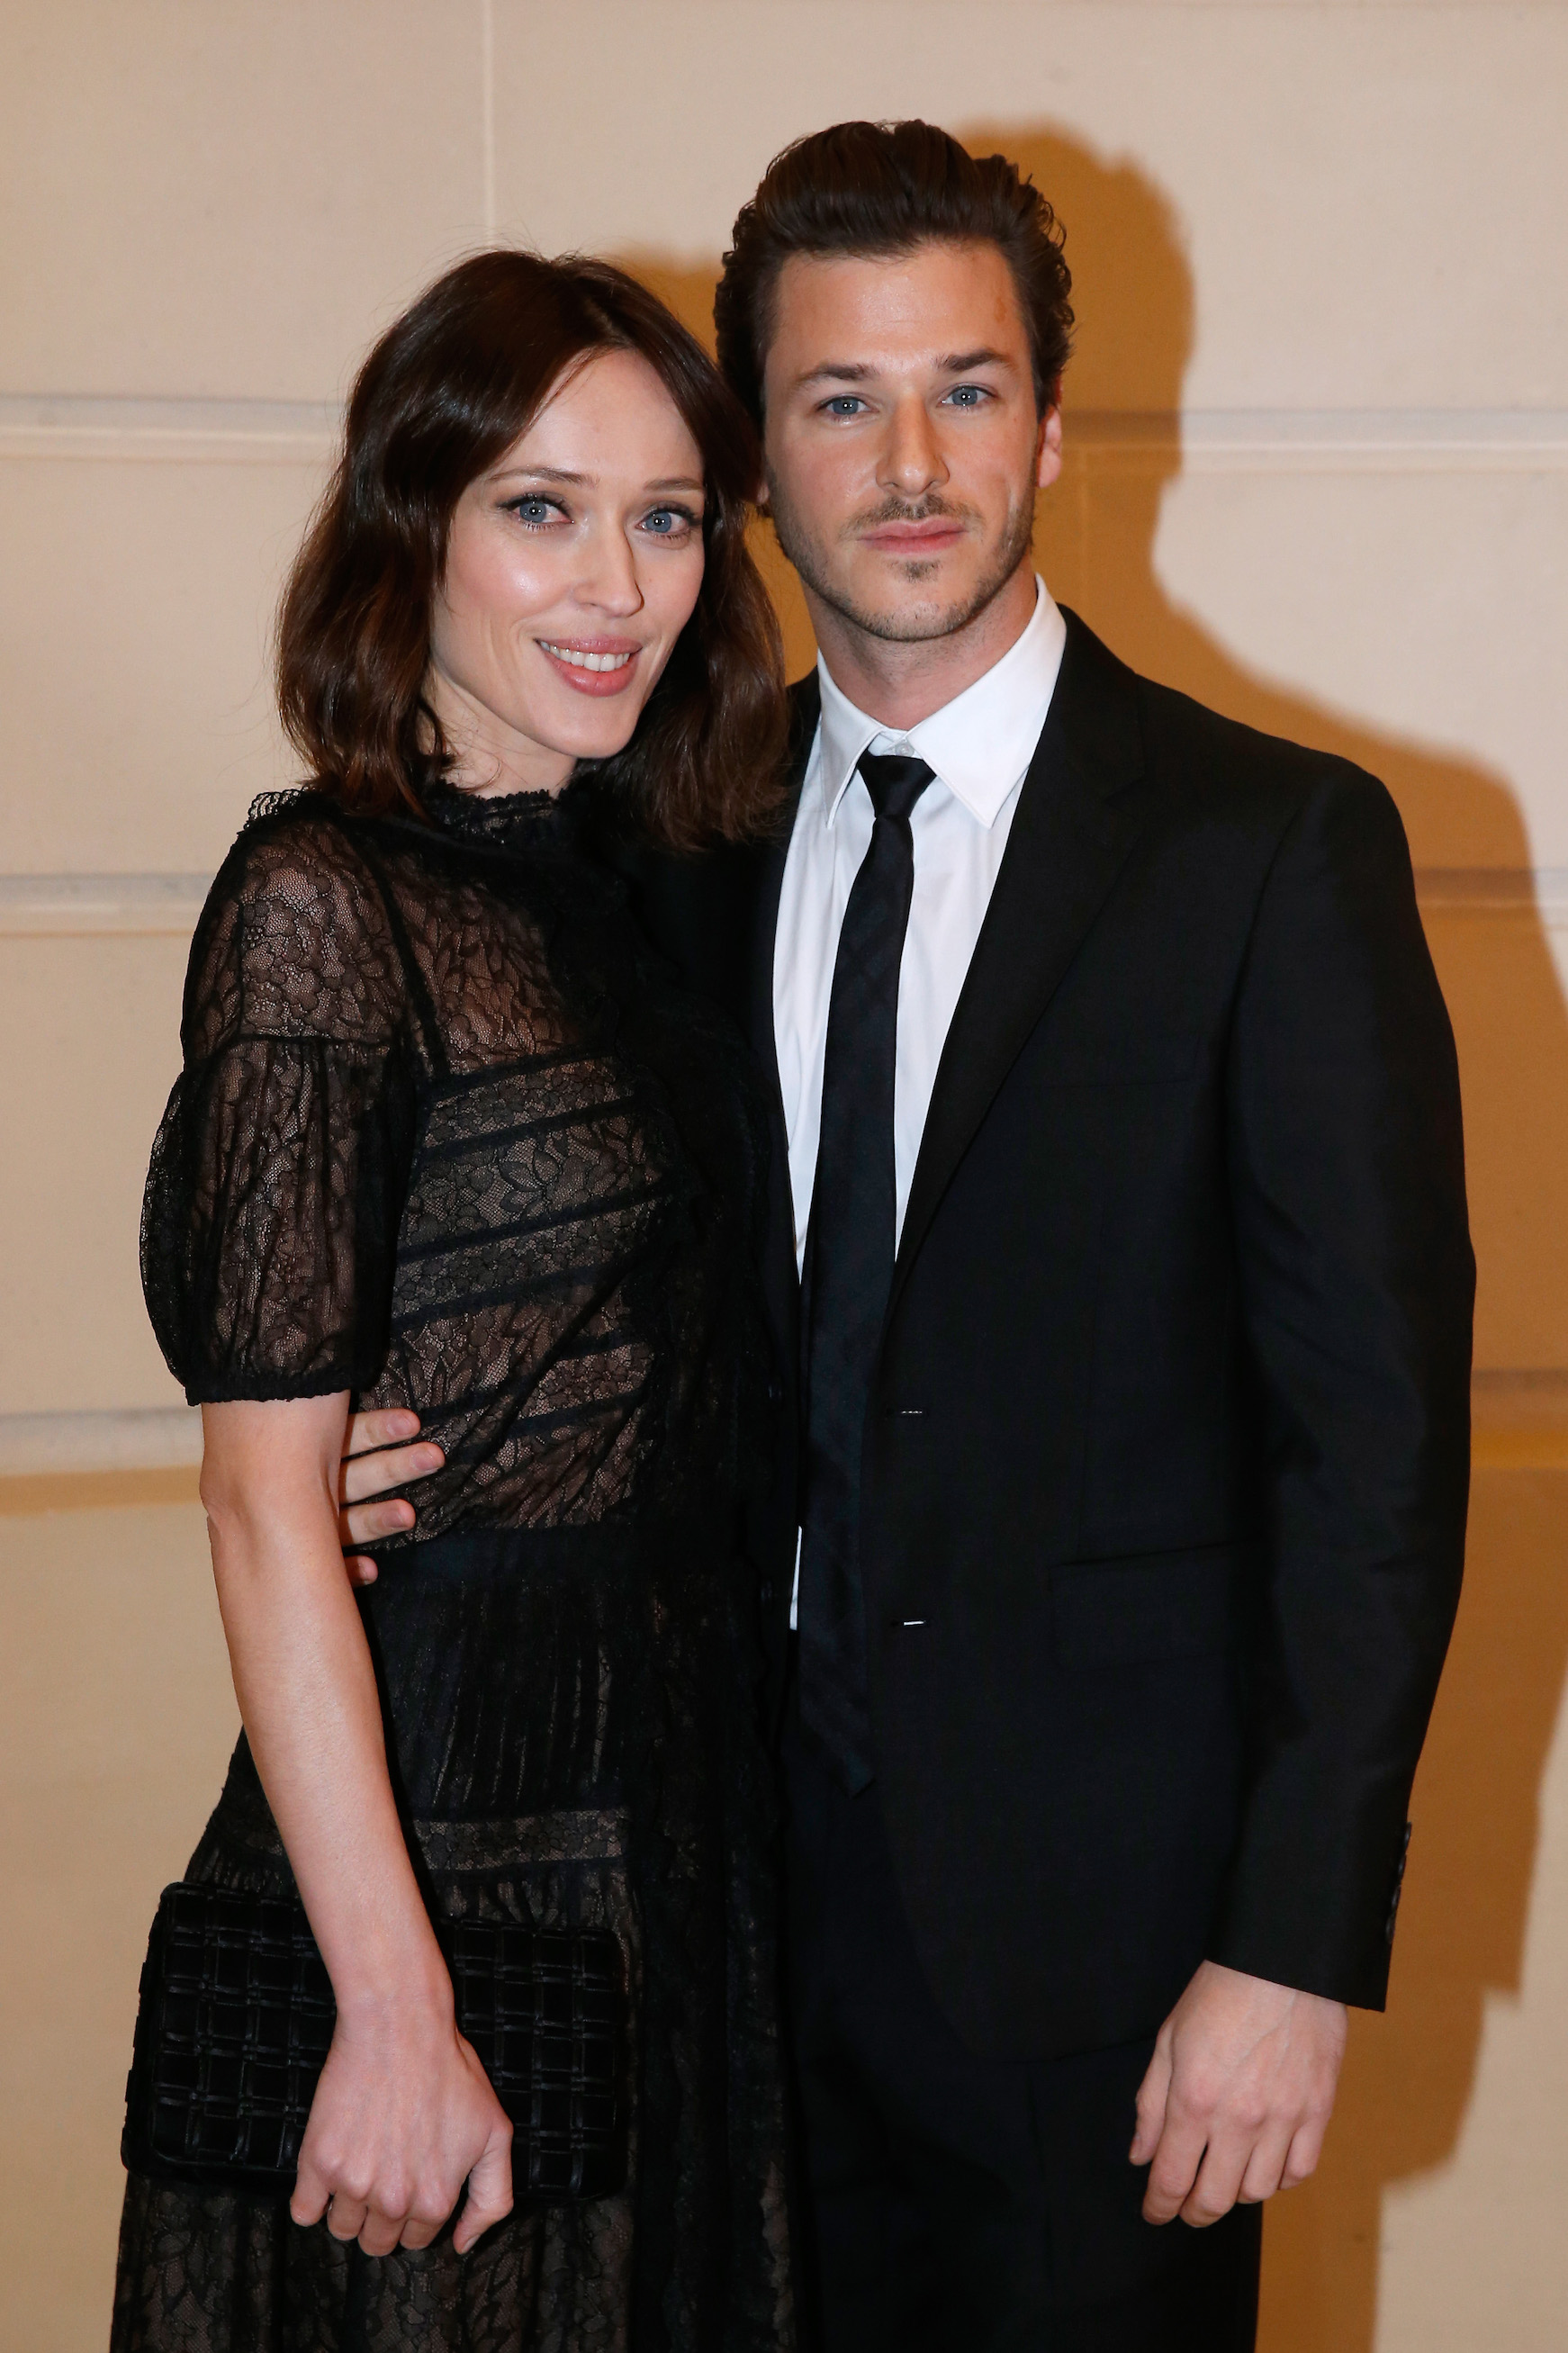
[422,666,573,800]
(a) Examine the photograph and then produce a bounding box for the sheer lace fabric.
[118,784,793,2353]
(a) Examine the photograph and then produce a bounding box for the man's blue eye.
[825,397,863,418]
[949,385,986,408]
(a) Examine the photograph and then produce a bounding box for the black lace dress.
[113,780,794,2353]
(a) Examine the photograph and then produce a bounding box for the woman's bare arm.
[201,1395,509,2254]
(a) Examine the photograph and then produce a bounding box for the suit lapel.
[747,672,819,1099]
[888,612,1151,1321]
[748,673,819,1339]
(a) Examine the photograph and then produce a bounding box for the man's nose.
[879,395,949,500]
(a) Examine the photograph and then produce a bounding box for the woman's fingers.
[451,2116,515,2255]
[290,2154,331,2230]
[324,2192,370,2244]
[356,2201,411,2258]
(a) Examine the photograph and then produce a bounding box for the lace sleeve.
[140,807,419,1404]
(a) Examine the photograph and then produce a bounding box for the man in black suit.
[342,119,1473,2353]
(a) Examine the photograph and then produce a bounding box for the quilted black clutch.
[122,1882,626,2202]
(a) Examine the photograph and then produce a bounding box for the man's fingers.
[340,1496,417,1545]
[452,2123,514,2256]
[1238,2123,1298,2206]
[1130,2038,1173,2165]
[344,1408,421,1457]
[1281,2113,1330,2190]
[1140,2108,1208,2224]
[343,1553,380,1588]
[339,1441,444,1506]
[1179,2127,1251,2226]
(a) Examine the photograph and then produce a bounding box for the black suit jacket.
[612,609,1473,2064]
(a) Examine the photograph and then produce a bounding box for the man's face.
[759,239,1060,647]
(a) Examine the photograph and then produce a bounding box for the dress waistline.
[361,1519,698,1583]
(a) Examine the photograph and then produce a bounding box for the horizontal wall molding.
[0,394,338,465]
[0,1408,202,1478]
[7,868,1568,940]
[1,1379,1562,1480]
[0,874,212,936]
[4,395,1568,472]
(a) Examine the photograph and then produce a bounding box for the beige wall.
[2,3,1565,2346]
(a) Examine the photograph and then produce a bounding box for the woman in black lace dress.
[113,251,793,2353]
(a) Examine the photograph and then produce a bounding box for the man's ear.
[1036,401,1064,491]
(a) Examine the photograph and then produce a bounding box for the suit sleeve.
[1209,762,1473,2007]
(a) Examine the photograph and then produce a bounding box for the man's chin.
[819,581,1009,645]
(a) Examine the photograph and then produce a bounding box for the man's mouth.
[858,515,968,552]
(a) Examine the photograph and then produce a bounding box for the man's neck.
[806,561,1039,733]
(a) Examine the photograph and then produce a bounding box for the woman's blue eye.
[510,496,558,525]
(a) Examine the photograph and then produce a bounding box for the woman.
[113,250,793,2352]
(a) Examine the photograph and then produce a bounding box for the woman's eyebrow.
[490,463,591,485]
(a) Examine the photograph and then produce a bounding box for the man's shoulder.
[1063,610,1395,837]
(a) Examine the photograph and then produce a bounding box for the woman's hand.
[293,1982,513,2255]
[336,1408,444,1584]
[201,1396,496,2255]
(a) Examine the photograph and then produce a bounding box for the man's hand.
[337,1410,444,1583]
[1131,1961,1347,2226]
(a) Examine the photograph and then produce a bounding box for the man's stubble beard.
[763,468,1038,647]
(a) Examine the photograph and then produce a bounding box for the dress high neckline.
[423,777,594,852]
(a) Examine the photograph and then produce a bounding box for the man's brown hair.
[277,250,786,848]
[714,120,1073,428]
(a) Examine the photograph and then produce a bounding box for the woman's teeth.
[540,643,635,672]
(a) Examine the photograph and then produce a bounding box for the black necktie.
[798,750,935,1791]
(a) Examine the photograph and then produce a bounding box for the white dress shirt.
[775,576,1068,1623]
[773,575,1068,1273]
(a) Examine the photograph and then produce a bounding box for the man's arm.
[1135,759,1473,2223]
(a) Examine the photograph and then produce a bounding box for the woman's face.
[428,347,708,796]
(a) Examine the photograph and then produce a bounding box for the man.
[343,121,1473,2350]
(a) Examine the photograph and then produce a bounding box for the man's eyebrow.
[939,347,1014,374]
[791,361,877,391]
[791,348,1017,392]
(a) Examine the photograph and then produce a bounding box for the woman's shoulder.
[186,789,410,1052]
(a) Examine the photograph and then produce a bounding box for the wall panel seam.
[7,870,1568,936]
[5,401,1568,470]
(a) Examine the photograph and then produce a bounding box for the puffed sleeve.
[141,807,419,1403]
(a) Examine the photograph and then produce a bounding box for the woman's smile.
[536,635,642,693]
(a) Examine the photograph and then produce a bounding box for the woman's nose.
[575,526,644,616]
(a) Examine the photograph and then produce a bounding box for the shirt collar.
[813,575,1068,830]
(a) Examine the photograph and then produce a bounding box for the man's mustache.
[847,495,977,535]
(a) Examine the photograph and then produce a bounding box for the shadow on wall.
[625,118,1568,2353]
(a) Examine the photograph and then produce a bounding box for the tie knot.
[857,751,935,825]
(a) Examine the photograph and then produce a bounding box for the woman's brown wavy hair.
[277,250,787,847]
